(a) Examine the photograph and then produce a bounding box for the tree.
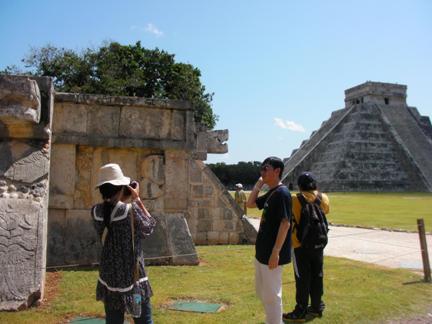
[1,41,217,129]
[207,161,261,188]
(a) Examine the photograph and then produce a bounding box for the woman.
[92,163,156,324]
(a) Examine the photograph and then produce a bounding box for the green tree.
[2,41,217,128]
[207,161,261,188]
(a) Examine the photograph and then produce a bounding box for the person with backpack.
[283,172,330,322]
[247,157,292,324]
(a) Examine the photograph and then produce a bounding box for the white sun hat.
[235,183,243,189]
[96,163,130,188]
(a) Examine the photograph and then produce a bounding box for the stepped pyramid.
[282,81,432,192]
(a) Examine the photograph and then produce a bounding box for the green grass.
[233,191,432,232]
[1,246,431,324]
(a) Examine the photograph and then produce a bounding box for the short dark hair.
[297,172,317,191]
[261,156,284,179]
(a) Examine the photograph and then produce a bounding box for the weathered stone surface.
[170,110,185,140]
[0,199,46,310]
[4,149,49,183]
[0,76,52,310]
[140,178,164,199]
[64,210,100,265]
[206,129,228,153]
[0,76,41,123]
[49,144,76,209]
[166,213,199,265]
[52,103,87,134]
[73,146,93,209]
[87,105,120,137]
[164,150,187,210]
[119,107,171,139]
[141,155,164,185]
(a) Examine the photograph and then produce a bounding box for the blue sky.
[1,0,431,164]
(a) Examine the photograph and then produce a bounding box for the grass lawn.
[233,191,432,232]
[1,246,431,324]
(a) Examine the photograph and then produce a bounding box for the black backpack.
[294,192,329,249]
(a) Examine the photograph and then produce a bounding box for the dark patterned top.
[92,201,156,312]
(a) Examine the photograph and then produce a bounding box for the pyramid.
[282,81,432,192]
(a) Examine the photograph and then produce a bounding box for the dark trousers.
[293,247,325,311]
[105,298,153,324]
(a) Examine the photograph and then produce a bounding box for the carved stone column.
[0,75,53,310]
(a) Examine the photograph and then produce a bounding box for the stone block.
[223,209,234,220]
[87,105,120,137]
[203,185,213,196]
[141,155,164,185]
[0,76,41,123]
[164,150,187,210]
[142,198,163,212]
[189,160,202,183]
[49,194,74,209]
[4,149,50,183]
[224,221,234,231]
[170,110,185,140]
[140,178,164,199]
[192,185,203,197]
[139,213,171,265]
[74,146,94,209]
[197,208,209,219]
[229,232,240,244]
[49,144,76,207]
[207,231,220,244]
[194,232,207,244]
[197,219,212,232]
[219,232,229,244]
[0,199,47,310]
[166,213,199,265]
[53,103,87,134]
[119,106,171,139]
[47,209,66,266]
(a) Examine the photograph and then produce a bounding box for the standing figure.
[92,163,156,324]
[234,183,247,214]
[247,156,292,324]
[284,172,330,322]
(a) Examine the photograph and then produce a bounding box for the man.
[234,183,247,214]
[247,156,292,324]
[284,172,330,322]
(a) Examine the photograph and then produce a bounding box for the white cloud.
[273,118,306,133]
[145,23,163,37]
[130,23,164,37]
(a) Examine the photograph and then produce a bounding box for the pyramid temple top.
[344,81,407,107]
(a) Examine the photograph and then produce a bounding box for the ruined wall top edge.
[55,92,193,110]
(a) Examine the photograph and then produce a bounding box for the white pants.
[255,259,283,324]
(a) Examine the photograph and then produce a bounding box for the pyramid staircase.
[282,82,432,192]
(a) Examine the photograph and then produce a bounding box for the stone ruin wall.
[0,76,53,310]
[47,92,252,267]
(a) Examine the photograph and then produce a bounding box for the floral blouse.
[92,201,156,312]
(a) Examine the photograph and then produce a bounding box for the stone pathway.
[246,218,432,271]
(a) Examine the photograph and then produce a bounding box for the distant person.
[246,156,292,324]
[92,163,156,324]
[283,172,330,322]
[234,183,247,214]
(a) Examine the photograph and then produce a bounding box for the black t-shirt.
[255,185,292,265]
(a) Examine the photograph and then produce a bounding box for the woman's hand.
[127,181,140,201]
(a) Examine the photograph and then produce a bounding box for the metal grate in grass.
[69,317,130,324]
[168,300,224,313]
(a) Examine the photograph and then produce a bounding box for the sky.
[1,0,431,164]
